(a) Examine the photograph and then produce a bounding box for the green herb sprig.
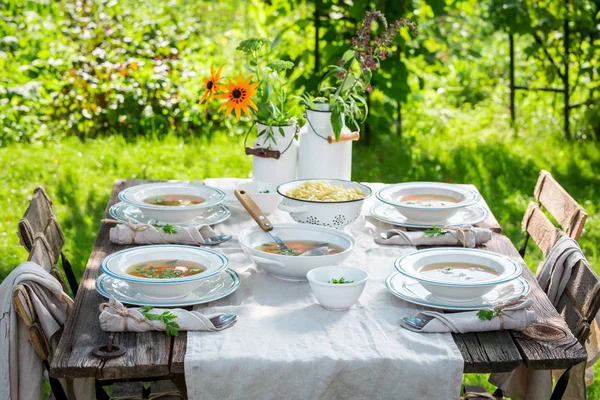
[140,306,180,336]
[477,309,502,321]
[329,277,355,284]
[423,226,448,238]
[152,223,177,234]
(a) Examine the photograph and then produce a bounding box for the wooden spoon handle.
[234,189,273,232]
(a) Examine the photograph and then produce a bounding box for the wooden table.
[50,179,587,396]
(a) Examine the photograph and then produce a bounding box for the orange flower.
[199,65,224,106]
[217,74,258,119]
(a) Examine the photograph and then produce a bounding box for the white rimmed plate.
[109,202,231,226]
[95,269,240,307]
[385,272,531,311]
[370,202,489,228]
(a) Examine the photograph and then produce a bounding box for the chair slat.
[534,170,587,240]
[13,285,51,361]
[18,187,54,251]
[522,202,561,256]
[28,236,68,292]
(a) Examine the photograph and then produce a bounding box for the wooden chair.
[18,186,79,296]
[515,170,598,399]
[13,235,72,400]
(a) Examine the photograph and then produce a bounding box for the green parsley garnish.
[329,277,354,284]
[152,223,177,234]
[477,308,502,321]
[140,306,180,337]
[423,226,448,238]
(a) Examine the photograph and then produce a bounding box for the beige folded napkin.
[99,297,235,333]
[375,226,492,248]
[401,298,535,333]
[104,219,217,245]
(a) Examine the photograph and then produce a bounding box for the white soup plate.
[95,269,240,307]
[376,182,481,224]
[119,182,226,224]
[109,202,231,226]
[307,266,368,311]
[100,245,229,299]
[385,272,531,311]
[394,248,522,302]
[370,202,489,229]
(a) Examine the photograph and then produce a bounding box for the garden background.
[2,0,600,395]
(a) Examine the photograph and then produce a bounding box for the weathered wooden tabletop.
[50,179,587,384]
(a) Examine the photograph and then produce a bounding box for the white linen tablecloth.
[184,179,464,400]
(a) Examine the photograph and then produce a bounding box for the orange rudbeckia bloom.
[217,74,258,120]
[199,65,224,106]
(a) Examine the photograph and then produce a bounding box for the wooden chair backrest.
[17,186,78,294]
[532,169,587,240]
[522,201,599,345]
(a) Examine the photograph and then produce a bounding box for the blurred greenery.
[2,0,600,397]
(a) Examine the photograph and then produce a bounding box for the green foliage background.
[1,0,600,396]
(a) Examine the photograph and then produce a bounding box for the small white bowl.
[376,182,480,224]
[119,182,226,224]
[238,181,281,215]
[238,223,355,281]
[307,266,368,311]
[394,248,522,302]
[100,245,229,299]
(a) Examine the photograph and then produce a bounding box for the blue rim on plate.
[385,272,531,311]
[376,182,481,210]
[369,202,489,228]
[100,244,229,284]
[394,248,523,288]
[95,269,241,307]
[109,202,231,226]
[119,182,226,211]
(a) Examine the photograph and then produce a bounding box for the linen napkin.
[99,297,235,333]
[401,298,535,333]
[375,226,492,248]
[105,219,217,246]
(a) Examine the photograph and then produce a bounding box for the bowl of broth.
[100,245,229,299]
[394,248,523,302]
[238,223,355,281]
[376,182,481,223]
[119,182,226,224]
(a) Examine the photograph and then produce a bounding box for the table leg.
[172,374,188,399]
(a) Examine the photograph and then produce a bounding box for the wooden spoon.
[234,189,293,255]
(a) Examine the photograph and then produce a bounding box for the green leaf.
[140,306,180,337]
[341,49,355,63]
[477,309,495,321]
[423,226,447,238]
[331,106,343,141]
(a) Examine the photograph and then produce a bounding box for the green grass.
[1,125,599,396]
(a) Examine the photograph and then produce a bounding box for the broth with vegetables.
[255,240,344,256]
[127,260,206,279]
[419,262,499,282]
[400,194,459,207]
[143,194,205,207]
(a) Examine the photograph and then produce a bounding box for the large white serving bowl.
[238,181,281,215]
[277,179,372,229]
[119,182,226,224]
[376,182,481,224]
[238,223,355,281]
[394,248,522,302]
[100,245,229,299]
[307,266,368,311]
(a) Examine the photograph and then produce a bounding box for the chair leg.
[550,367,571,400]
[61,252,79,296]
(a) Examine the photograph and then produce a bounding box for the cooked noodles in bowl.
[286,181,364,202]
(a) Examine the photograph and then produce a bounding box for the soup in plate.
[143,194,205,207]
[256,240,344,256]
[400,194,459,207]
[127,260,206,279]
[419,262,499,282]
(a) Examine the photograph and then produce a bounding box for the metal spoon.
[209,313,237,329]
[401,316,429,329]
[234,189,293,255]
[204,234,233,246]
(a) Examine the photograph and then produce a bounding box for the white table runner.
[185,178,464,399]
